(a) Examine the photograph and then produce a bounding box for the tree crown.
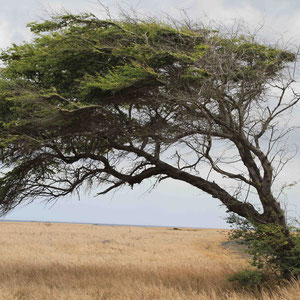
[0,13,298,221]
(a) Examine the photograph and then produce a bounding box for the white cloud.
[0,19,13,49]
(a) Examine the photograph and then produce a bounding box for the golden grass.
[0,222,299,299]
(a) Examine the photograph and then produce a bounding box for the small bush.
[227,214,300,280]
[228,269,265,289]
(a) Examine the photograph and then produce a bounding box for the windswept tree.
[0,13,299,277]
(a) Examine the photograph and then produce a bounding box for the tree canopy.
[0,13,298,230]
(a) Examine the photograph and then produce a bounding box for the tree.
[0,13,299,276]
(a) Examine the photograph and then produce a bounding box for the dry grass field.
[0,222,299,300]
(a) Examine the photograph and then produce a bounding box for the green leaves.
[81,64,157,94]
[2,13,293,105]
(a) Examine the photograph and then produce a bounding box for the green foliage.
[80,64,157,95]
[1,13,293,105]
[227,214,300,279]
[228,269,266,289]
[181,67,210,82]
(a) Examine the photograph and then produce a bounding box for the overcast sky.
[0,0,299,228]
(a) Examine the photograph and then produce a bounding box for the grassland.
[0,222,299,299]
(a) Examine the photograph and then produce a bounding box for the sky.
[0,0,300,228]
